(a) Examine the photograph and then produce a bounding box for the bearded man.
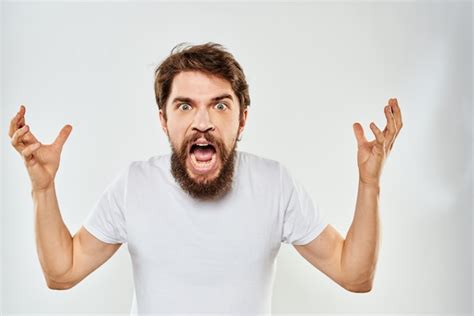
[9,42,403,314]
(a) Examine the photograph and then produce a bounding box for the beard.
[169,131,238,201]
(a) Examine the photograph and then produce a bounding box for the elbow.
[345,283,373,293]
[44,266,77,290]
[342,266,376,293]
[46,276,74,290]
[47,281,73,290]
[344,278,373,293]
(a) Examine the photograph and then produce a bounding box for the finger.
[384,104,397,145]
[8,105,26,138]
[22,129,40,144]
[53,125,73,151]
[10,124,30,152]
[11,124,39,149]
[21,142,41,163]
[369,122,386,152]
[389,98,403,150]
[18,115,25,129]
[389,98,403,133]
[353,122,368,147]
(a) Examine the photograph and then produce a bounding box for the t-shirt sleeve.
[280,164,329,245]
[83,163,131,244]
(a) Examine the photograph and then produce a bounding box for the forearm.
[341,180,380,289]
[32,183,73,282]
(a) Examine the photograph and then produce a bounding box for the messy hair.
[154,42,251,121]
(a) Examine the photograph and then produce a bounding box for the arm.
[294,98,402,292]
[294,181,379,294]
[33,184,121,290]
[340,180,380,291]
[32,184,74,287]
[9,105,121,290]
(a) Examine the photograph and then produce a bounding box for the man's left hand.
[352,98,403,186]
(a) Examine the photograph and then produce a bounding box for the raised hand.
[8,105,73,192]
[352,98,403,186]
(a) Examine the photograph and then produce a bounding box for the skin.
[5,70,252,290]
[8,106,72,192]
[8,76,402,293]
[8,106,108,290]
[159,70,248,182]
[294,98,403,292]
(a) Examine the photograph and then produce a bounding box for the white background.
[1,1,472,315]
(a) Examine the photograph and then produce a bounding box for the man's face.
[159,70,248,200]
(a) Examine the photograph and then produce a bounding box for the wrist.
[358,179,380,192]
[31,183,56,197]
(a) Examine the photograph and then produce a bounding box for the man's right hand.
[8,105,73,192]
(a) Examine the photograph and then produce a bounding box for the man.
[8,42,403,314]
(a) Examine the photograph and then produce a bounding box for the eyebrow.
[171,93,234,104]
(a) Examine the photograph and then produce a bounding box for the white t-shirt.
[83,150,328,314]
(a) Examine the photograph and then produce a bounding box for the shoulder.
[128,154,171,171]
[237,151,299,190]
[236,150,286,179]
[125,153,171,177]
[236,150,280,168]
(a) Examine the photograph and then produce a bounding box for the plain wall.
[1,1,472,315]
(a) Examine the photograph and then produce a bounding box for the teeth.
[196,144,208,147]
[190,152,216,171]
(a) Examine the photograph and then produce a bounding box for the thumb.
[53,124,73,151]
[353,122,367,147]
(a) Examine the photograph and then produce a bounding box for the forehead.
[169,71,235,100]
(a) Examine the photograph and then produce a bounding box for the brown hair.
[154,42,251,121]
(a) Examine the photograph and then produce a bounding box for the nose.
[191,107,215,133]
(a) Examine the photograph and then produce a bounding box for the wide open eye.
[214,102,227,111]
[179,103,192,111]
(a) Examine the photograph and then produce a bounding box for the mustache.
[187,132,217,147]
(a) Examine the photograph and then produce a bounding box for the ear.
[159,109,168,135]
[238,108,249,137]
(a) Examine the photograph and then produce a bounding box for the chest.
[125,179,283,284]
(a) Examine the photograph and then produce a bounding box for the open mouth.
[188,141,218,174]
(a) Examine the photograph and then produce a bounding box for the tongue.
[194,147,214,161]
